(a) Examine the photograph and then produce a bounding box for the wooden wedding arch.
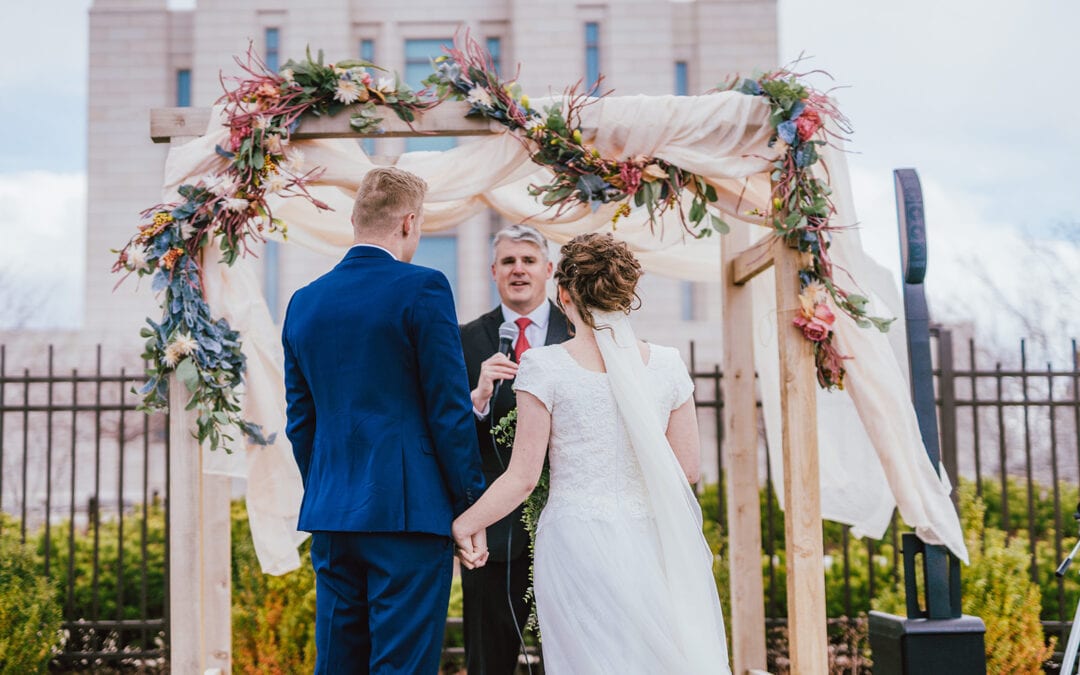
[152,100,828,675]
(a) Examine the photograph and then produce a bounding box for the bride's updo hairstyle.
[554,233,643,331]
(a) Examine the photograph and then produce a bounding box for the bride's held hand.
[452,520,488,569]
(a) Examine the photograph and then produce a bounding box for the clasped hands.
[452,521,489,570]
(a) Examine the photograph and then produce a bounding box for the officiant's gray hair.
[491,224,549,261]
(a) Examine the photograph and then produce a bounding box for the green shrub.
[231,501,317,674]
[0,516,63,674]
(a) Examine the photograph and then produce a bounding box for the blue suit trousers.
[310,531,454,674]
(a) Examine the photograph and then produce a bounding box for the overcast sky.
[1,0,1077,351]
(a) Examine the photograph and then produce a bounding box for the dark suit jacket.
[459,301,570,560]
[282,246,486,535]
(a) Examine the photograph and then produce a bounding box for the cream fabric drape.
[161,92,967,573]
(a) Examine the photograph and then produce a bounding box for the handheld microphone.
[491,321,520,403]
[497,320,519,358]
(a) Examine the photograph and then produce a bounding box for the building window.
[405,39,456,152]
[262,30,282,320]
[359,39,377,156]
[680,281,697,321]
[265,28,280,72]
[585,22,600,94]
[675,61,688,96]
[412,236,459,297]
[486,37,502,76]
[176,69,191,107]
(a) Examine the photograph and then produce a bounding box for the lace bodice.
[513,343,694,523]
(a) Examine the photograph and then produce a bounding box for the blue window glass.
[176,69,191,107]
[263,27,282,320]
[680,281,696,321]
[359,39,377,156]
[264,242,281,322]
[405,39,456,152]
[675,61,688,96]
[265,28,280,72]
[411,236,459,297]
[585,22,600,94]
[486,37,502,76]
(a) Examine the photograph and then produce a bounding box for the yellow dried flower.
[572,129,583,144]
[160,247,185,271]
[153,211,173,226]
[520,94,530,109]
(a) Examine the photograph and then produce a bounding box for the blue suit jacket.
[282,246,486,535]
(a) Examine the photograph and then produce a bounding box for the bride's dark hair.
[554,233,643,331]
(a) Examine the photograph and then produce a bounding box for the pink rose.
[360,71,373,87]
[796,109,823,142]
[794,314,831,342]
[813,303,835,326]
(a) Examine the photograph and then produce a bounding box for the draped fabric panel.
[160,93,967,573]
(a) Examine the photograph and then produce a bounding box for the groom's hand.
[470,354,518,414]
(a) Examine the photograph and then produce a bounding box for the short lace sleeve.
[513,348,554,412]
[658,345,694,409]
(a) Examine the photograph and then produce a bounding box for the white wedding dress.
[514,340,731,674]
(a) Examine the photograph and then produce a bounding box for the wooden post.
[773,243,829,674]
[167,135,231,675]
[168,372,204,674]
[722,227,768,674]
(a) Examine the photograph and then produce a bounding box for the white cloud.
[0,172,86,329]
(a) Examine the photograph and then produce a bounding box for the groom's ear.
[401,212,416,238]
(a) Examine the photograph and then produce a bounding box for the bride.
[452,233,731,673]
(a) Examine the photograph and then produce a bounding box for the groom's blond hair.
[351,167,428,236]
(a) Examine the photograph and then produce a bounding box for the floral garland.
[425,36,892,389]
[114,48,433,451]
[424,38,728,236]
[730,73,894,388]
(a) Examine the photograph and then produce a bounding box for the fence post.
[937,328,959,508]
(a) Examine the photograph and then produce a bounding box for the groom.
[282,167,487,674]
[459,224,570,674]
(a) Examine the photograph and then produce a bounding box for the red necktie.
[514,317,532,362]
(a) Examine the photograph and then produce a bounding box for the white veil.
[592,310,731,672]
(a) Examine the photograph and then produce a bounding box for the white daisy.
[334,78,363,105]
[210,174,238,197]
[375,76,396,93]
[127,246,150,272]
[224,197,250,212]
[283,149,306,174]
[265,174,288,195]
[466,86,494,108]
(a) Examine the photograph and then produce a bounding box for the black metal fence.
[3,333,1079,668]
[0,345,170,670]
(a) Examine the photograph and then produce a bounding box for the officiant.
[459,224,570,674]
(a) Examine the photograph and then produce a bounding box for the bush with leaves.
[0,515,63,674]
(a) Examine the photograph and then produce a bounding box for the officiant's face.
[492,240,553,314]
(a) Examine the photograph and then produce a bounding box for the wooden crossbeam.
[731,238,777,286]
[151,100,499,143]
